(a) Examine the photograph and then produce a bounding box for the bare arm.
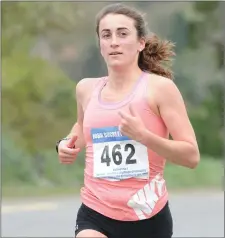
[65,81,86,150]
[58,77,100,163]
[140,77,200,168]
[63,77,100,150]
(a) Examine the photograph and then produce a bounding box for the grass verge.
[164,156,223,190]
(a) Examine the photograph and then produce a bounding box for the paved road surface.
[2,191,224,237]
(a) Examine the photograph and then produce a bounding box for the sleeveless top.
[81,72,169,221]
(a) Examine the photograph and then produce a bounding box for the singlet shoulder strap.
[91,76,107,97]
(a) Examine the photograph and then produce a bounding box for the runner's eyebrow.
[101,27,129,33]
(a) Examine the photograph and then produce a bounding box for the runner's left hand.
[118,104,146,142]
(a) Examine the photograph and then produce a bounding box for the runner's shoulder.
[145,73,179,99]
[76,76,106,99]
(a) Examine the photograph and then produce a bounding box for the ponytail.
[138,34,176,80]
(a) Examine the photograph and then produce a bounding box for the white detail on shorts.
[127,174,166,220]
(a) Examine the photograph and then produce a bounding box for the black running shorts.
[75,202,173,238]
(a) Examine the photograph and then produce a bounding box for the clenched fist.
[58,135,81,164]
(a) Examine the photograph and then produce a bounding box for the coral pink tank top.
[81,72,169,221]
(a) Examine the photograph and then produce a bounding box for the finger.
[59,155,77,163]
[119,124,127,134]
[121,119,127,126]
[120,128,128,137]
[60,148,79,156]
[118,111,130,120]
[129,103,138,117]
[61,157,74,161]
[59,154,76,160]
[60,147,80,156]
[67,135,78,148]
[60,160,74,164]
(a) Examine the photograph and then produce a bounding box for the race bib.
[91,126,149,181]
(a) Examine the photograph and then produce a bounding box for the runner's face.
[98,14,144,69]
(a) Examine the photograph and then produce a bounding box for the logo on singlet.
[127,174,166,220]
[91,126,149,181]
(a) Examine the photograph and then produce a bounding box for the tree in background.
[171,2,224,157]
[2,2,223,187]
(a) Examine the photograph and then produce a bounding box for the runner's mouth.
[109,52,123,55]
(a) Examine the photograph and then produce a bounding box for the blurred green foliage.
[2,2,224,189]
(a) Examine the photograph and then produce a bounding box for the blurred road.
[1,190,224,237]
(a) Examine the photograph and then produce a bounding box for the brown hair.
[96,3,176,80]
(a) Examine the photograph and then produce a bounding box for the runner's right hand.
[58,135,81,164]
